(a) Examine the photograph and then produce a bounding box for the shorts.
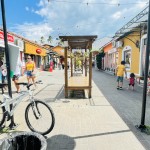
[27,71,33,77]
[117,76,123,82]
[129,83,134,87]
[12,75,20,81]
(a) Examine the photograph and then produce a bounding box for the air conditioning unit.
[112,41,116,48]
[15,39,24,51]
[116,41,123,48]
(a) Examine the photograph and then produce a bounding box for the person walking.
[25,55,36,85]
[62,61,65,69]
[116,60,127,90]
[127,73,135,91]
[12,59,23,93]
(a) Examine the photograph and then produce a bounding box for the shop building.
[24,41,46,70]
[113,6,148,77]
[0,30,21,79]
[102,41,118,73]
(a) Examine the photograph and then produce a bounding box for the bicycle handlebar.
[17,80,42,89]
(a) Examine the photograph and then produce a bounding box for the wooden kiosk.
[59,35,97,98]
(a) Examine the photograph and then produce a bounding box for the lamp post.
[1,0,16,128]
[136,0,150,132]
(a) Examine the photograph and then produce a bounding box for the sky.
[0,0,148,47]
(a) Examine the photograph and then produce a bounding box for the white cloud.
[25,7,29,11]
[10,0,149,48]
[11,23,53,43]
[112,11,122,20]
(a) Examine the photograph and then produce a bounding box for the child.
[116,60,127,90]
[128,73,135,90]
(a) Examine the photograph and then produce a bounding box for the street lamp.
[136,0,150,133]
[1,0,16,129]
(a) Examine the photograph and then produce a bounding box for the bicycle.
[0,81,55,135]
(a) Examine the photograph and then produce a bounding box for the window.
[124,50,131,69]
[144,38,147,45]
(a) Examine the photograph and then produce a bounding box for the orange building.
[103,42,118,72]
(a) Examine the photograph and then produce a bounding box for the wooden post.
[71,48,73,76]
[89,42,92,98]
[65,47,68,98]
[85,48,87,76]
[74,57,76,72]
[82,59,83,74]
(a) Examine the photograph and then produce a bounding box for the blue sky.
[0,0,148,46]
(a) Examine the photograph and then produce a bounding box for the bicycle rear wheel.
[25,100,55,135]
[0,101,6,127]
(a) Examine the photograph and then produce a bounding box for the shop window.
[124,50,131,69]
[144,38,147,45]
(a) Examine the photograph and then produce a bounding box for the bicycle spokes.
[25,101,55,135]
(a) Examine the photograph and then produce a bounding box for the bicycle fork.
[31,102,41,119]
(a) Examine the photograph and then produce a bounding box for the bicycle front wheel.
[25,100,55,135]
[0,101,6,127]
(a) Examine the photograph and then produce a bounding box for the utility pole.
[137,0,150,131]
[1,0,16,128]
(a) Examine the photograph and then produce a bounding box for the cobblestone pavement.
[0,69,148,150]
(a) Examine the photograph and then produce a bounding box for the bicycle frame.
[0,88,35,117]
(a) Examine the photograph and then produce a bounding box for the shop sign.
[36,48,42,54]
[108,48,117,54]
[0,31,14,43]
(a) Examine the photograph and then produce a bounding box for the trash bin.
[0,132,47,150]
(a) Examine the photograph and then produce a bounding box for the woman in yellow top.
[25,55,36,84]
[116,61,127,90]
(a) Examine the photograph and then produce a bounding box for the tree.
[96,49,105,70]
[47,36,52,44]
[40,36,44,44]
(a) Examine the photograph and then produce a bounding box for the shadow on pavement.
[47,134,76,150]
[73,129,130,139]
[34,84,65,103]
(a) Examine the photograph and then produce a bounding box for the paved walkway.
[0,69,148,150]
[93,69,150,150]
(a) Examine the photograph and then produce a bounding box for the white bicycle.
[0,81,55,135]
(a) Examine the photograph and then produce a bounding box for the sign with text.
[0,31,14,43]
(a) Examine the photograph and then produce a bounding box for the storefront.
[0,31,20,80]
[117,32,140,77]
[0,30,14,61]
[108,48,118,71]
[24,41,46,70]
[103,42,112,71]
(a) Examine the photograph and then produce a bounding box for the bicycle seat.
[0,83,8,88]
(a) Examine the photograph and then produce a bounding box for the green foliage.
[47,36,52,43]
[96,51,105,69]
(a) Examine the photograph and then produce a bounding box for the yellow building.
[116,31,140,77]
[24,41,47,70]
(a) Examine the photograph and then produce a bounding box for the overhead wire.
[48,0,148,6]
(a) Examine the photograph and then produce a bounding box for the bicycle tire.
[0,101,6,127]
[25,100,55,135]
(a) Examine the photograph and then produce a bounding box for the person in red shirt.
[127,73,135,91]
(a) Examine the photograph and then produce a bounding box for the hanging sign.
[36,48,42,54]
